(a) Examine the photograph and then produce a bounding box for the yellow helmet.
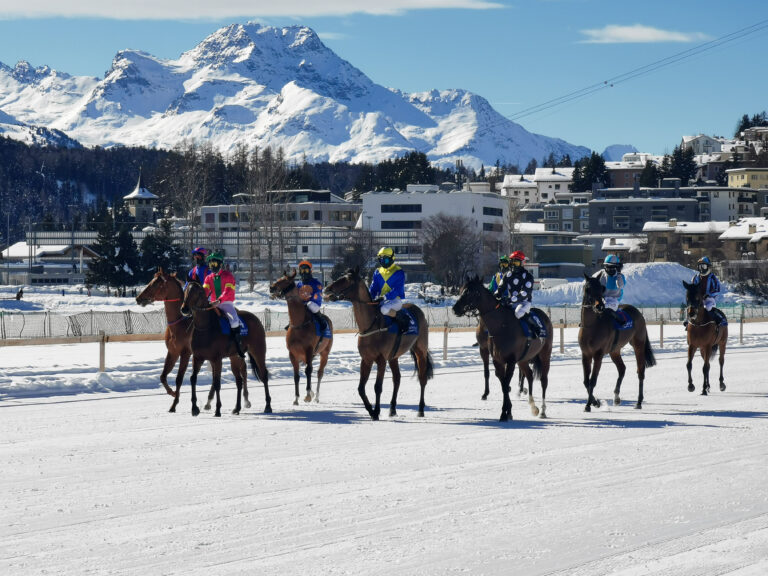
[377,247,394,258]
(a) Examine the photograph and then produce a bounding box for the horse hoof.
[191,407,200,417]
[531,407,539,417]
[232,409,240,415]
[700,391,708,396]
[245,400,252,409]
[315,397,320,403]
[293,398,299,406]
[614,396,621,406]
[584,404,592,413]
[371,414,379,421]
[540,411,547,419]
[688,384,695,392]
[264,406,273,414]
[168,406,176,413]
[304,395,312,403]
[204,403,211,410]
[214,412,221,418]
[418,410,425,417]
[481,394,488,401]
[389,409,397,417]
[720,384,726,392]
[634,403,642,410]
[593,399,602,408]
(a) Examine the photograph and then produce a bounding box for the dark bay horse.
[269,271,333,404]
[683,280,727,394]
[579,274,656,411]
[476,317,528,400]
[136,270,251,413]
[454,276,553,421]
[324,267,434,420]
[180,282,271,417]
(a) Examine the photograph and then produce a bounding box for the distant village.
[3,128,768,293]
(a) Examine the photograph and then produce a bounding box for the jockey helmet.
[377,247,395,269]
[499,255,510,268]
[510,250,525,266]
[697,256,712,275]
[192,246,207,260]
[298,260,312,281]
[298,260,312,270]
[604,254,620,275]
[206,251,224,272]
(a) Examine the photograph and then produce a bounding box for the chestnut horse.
[579,274,656,411]
[136,270,251,413]
[180,281,271,417]
[453,276,552,421]
[476,317,528,400]
[682,279,727,394]
[324,267,434,420]
[269,271,333,404]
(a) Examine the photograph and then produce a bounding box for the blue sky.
[0,1,766,158]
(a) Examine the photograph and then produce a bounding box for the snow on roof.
[514,222,545,233]
[643,221,731,234]
[718,217,768,242]
[533,167,575,182]
[123,174,158,200]
[2,242,71,259]
[601,237,645,252]
[501,174,536,187]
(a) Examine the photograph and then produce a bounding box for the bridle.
[582,280,606,315]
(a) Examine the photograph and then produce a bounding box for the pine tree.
[639,160,660,187]
[86,215,119,289]
[139,220,184,281]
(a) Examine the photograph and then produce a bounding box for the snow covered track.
[2,328,768,574]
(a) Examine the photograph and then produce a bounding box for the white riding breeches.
[381,297,403,315]
[605,297,619,311]
[216,301,239,328]
[306,301,321,314]
[514,300,531,319]
[703,297,715,311]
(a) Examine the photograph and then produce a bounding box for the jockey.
[187,246,209,286]
[495,250,539,338]
[592,254,626,324]
[369,246,410,333]
[202,251,244,357]
[296,260,328,333]
[691,256,727,326]
[488,254,510,296]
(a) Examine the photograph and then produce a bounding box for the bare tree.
[421,213,482,289]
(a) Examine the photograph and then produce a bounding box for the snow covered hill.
[0,22,590,168]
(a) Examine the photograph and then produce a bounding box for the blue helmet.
[697,256,712,275]
[604,254,620,265]
[697,256,711,265]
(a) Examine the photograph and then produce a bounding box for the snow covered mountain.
[0,22,590,169]
[602,144,639,161]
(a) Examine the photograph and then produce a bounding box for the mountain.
[0,22,590,169]
[602,144,639,162]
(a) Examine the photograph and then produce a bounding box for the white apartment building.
[499,167,576,205]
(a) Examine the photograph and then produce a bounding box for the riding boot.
[605,308,622,325]
[231,326,246,358]
[523,314,540,339]
[711,308,727,326]
[394,310,411,333]
[313,312,328,333]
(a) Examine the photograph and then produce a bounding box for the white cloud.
[0,1,503,19]
[580,24,710,44]
[317,32,347,41]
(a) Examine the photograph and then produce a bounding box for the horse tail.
[410,348,435,381]
[248,353,267,383]
[531,355,543,382]
[643,330,657,368]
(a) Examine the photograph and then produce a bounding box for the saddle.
[519,310,547,339]
[313,314,333,339]
[383,308,418,335]
[218,314,249,336]
[609,309,633,331]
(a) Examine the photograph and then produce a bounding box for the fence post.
[99,330,106,372]
[659,314,664,349]
[443,322,449,361]
[559,319,565,355]
[740,315,744,345]
[264,308,271,331]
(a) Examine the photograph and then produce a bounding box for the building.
[588,197,699,234]
[123,173,158,224]
[512,222,579,265]
[499,174,539,205]
[542,202,590,234]
[642,220,730,263]
[532,167,575,203]
[725,167,768,190]
[718,217,768,260]
[604,153,658,189]
[681,134,722,155]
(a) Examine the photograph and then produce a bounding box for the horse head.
[682,280,704,321]
[324,266,362,302]
[452,275,485,317]
[180,281,208,316]
[136,267,182,306]
[269,269,297,300]
[582,273,606,314]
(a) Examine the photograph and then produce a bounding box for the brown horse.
[476,317,528,400]
[269,270,333,404]
[180,281,271,417]
[682,280,727,394]
[579,274,656,411]
[136,270,251,413]
[324,266,434,420]
[453,276,553,421]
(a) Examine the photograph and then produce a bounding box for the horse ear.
[682,280,690,289]
[158,266,163,274]
[289,268,297,279]
[583,272,590,280]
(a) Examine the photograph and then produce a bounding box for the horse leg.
[719,340,726,392]
[585,354,604,411]
[290,352,301,406]
[160,352,178,396]
[256,358,272,414]
[189,357,204,417]
[211,360,223,417]
[237,357,251,409]
[315,345,330,403]
[520,364,538,416]
[500,361,515,422]
[230,356,246,415]
[610,351,626,406]
[304,354,314,403]
[169,351,189,413]
[581,354,594,412]
[371,357,386,421]
[357,358,375,419]
[701,349,711,396]
[686,344,696,392]
[539,354,550,419]
[480,345,490,400]
[388,358,401,417]
[519,366,529,397]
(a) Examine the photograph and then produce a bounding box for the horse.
[682,279,727,394]
[269,270,333,404]
[579,273,656,411]
[453,276,553,421]
[180,281,271,417]
[476,317,528,400]
[136,270,252,413]
[324,266,434,420]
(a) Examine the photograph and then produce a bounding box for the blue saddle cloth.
[313,315,333,339]
[219,314,249,336]
[520,310,548,339]
[384,308,419,335]
[613,309,633,331]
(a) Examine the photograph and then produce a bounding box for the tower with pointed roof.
[123,171,158,224]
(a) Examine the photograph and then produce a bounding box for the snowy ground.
[2,323,768,575]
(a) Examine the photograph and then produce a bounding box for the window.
[219,213,229,223]
[381,220,422,229]
[381,204,422,213]
[554,184,561,190]
[340,211,351,221]
[562,222,573,231]
[545,210,559,220]
[330,211,340,221]
[545,223,560,231]
[300,210,309,220]
[580,208,589,219]
[483,206,503,217]
[205,213,215,223]
[301,245,308,254]
[580,221,590,232]
[541,193,549,199]
[314,210,322,221]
